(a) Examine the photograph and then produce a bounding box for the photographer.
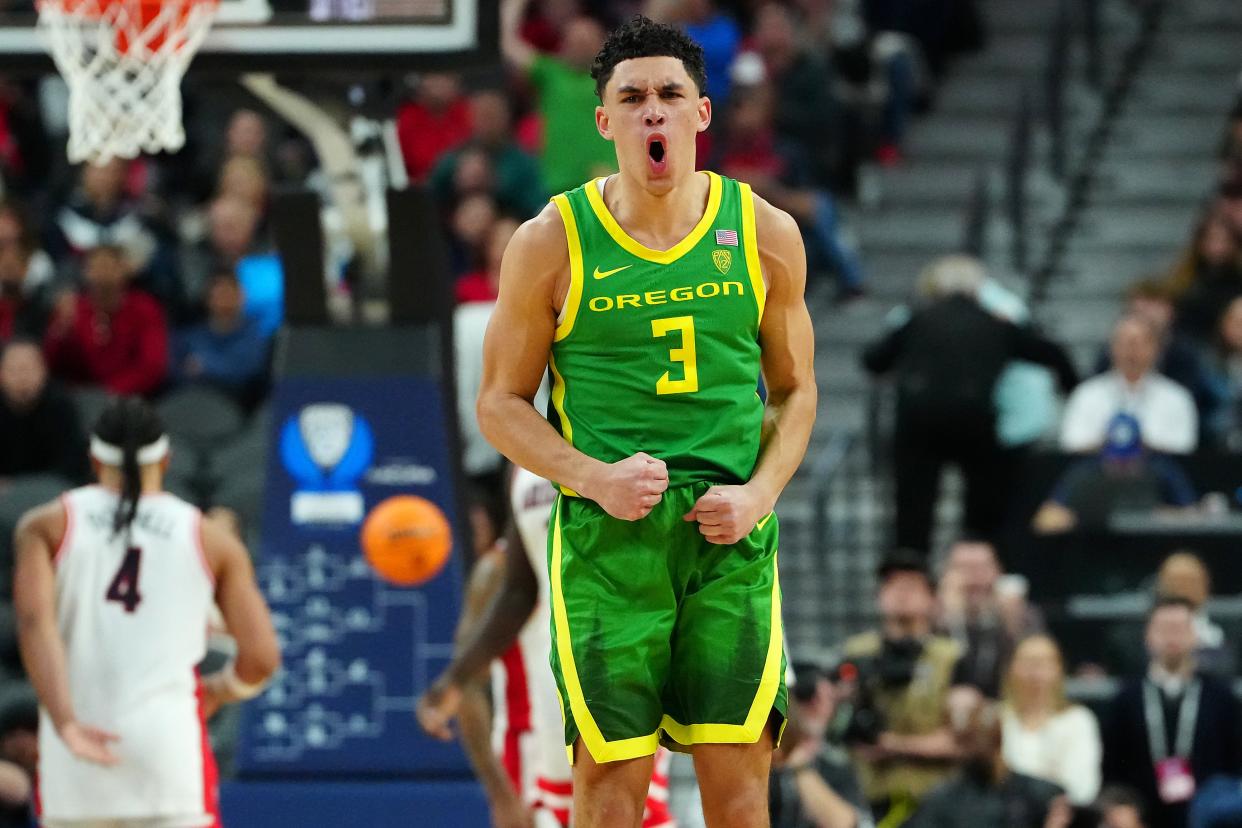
[770,664,874,828]
[837,551,963,824]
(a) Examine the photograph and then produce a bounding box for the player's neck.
[603,170,711,249]
[97,466,165,494]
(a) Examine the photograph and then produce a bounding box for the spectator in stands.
[1217,100,1242,175]
[216,155,270,216]
[1200,296,1242,449]
[1061,315,1198,455]
[840,552,961,823]
[1155,552,1233,679]
[938,536,1044,698]
[456,217,520,304]
[1093,787,1150,828]
[0,339,88,483]
[180,195,263,318]
[770,666,874,828]
[43,245,168,397]
[430,90,547,219]
[1102,597,1242,828]
[172,272,270,407]
[647,0,741,105]
[0,78,50,199]
[1095,281,1217,430]
[1000,635,1102,805]
[1213,177,1242,244]
[449,193,499,279]
[1035,414,1198,535]
[0,203,52,343]
[502,0,614,194]
[713,79,866,299]
[748,3,843,191]
[908,699,1063,828]
[45,159,169,288]
[226,109,269,160]
[396,73,472,182]
[861,0,983,78]
[1168,207,1242,342]
[862,256,1079,555]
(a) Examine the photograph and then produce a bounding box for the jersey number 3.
[106,546,143,613]
[652,315,699,395]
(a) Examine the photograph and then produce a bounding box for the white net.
[38,0,218,164]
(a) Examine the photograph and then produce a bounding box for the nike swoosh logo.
[593,264,632,280]
[755,512,774,531]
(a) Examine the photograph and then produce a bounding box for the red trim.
[192,511,216,588]
[501,729,523,793]
[195,669,221,828]
[549,806,571,826]
[537,777,573,796]
[500,645,531,732]
[498,643,531,794]
[52,493,74,568]
[31,770,40,819]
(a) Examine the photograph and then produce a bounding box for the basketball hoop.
[38,0,219,163]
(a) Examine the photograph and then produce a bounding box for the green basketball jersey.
[548,171,766,494]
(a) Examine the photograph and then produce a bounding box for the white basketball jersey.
[39,486,217,825]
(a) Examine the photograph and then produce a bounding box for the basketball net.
[38,0,218,163]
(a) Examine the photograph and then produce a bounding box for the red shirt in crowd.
[455,271,499,304]
[396,98,472,181]
[43,290,169,396]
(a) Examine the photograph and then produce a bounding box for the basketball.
[359,496,453,586]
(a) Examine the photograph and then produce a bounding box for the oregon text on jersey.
[586,280,747,313]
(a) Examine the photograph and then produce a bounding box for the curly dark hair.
[590,15,708,101]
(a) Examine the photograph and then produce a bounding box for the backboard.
[0,0,497,71]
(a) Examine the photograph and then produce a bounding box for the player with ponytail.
[11,396,280,827]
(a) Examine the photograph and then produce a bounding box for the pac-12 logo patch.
[712,249,732,275]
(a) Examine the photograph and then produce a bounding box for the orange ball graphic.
[360,495,453,586]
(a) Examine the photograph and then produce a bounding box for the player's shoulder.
[14,494,69,550]
[508,201,571,267]
[746,190,801,246]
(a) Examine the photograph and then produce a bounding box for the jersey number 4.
[652,315,699,395]
[105,546,143,613]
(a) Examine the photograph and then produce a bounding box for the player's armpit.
[203,518,281,688]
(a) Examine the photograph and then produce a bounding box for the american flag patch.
[715,229,738,246]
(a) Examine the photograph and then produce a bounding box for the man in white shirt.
[1060,315,1197,454]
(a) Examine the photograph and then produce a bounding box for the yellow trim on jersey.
[658,550,784,749]
[584,171,723,265]
[550,499,661,764]
[548,355,580,498]
[552,194,584,341]
[739,182,766,324]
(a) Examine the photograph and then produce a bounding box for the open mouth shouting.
[646,133,668,176]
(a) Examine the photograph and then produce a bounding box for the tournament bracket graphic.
[235,376,469,776]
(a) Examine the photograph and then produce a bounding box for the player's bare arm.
[477,205,669,521]
[422,548,534,827]
[13,501,120,766]
[428,520,539,700]
[685,195,817,544]
[202,516,281,711]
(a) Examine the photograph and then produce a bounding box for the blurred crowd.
[823,69,1242,828]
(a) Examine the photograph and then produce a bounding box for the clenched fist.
[587,453,669,521]
[683,484,771,545]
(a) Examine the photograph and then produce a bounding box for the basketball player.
[12,397,281,828]
[418,466,674,828]
[475,15,817,827]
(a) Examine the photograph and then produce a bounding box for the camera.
[829,636,924,745]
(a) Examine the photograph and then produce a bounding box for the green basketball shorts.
[547,481,788,765]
